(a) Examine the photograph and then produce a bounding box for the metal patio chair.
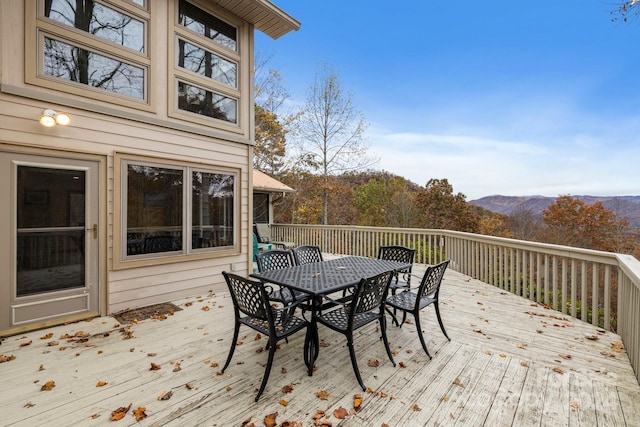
[255,249,310,305]
[378,245,416,323]
[221,272,309,401]
[385,260,450,359]
[316,270,396,391]
[291,245,323,265]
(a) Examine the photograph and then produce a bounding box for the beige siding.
[0,0,260,323]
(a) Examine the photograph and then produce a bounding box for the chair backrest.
[378,246,415,269]
[418,260,450,298]
[292,245,323,265]
[353,270,394,315]
[222,272,270,321]
[255,249,295,272]
[254,223,272,243]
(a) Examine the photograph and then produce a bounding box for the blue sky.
[256,1,640,200]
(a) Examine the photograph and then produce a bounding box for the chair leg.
[379,315,396,367]
[386,306,399,327]
[255,338,277,402]
[346,336,366,391]
[222,321,240,372]
[434,302,450,341]
[413,313,432,360]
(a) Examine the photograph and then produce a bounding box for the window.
[122,158,237,261]
[29,0,150,106]
[172,0,240,126]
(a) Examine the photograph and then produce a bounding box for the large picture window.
[122,159,236,260]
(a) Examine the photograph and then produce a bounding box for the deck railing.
[272,224,640,383]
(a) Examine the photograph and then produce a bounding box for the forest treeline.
[266,170,640,259]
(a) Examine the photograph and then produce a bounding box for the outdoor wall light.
[39,109,71,127]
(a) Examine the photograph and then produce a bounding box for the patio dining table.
[250,256,411,374]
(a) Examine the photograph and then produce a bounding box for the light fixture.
[39,109,71,127]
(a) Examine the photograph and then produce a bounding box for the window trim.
[113,153,241,270]
[25,0,153,111]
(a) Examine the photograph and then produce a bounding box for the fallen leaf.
[282,383,294,393]
[367,359,379,367]
[24,402,35,408]
[570,402,580,409]
[40,380,56,391]
[96,381,107,387]
[173,362,182,372]
[40,333,53,340]
[281,367,287,374]
[110,403,131,421]
[611,342,626,353]
[38,364,45,371]
[150,362,161,371]
[158,391,173,401]
[353,393,362,411]
[442,396,449,402]
[279,399,288,406]
[186,383,194,390]
[226,386,232,391]
[264,412,278,427]
[559,354,572,360]
[453,378,465,388]
[399,361,407,368]
[20,340,32,347]
[499,353,507,358]
[315,390,329,400]
[584,334,598,341]
[485,350,493,355]
[553,367,565,374]
[147,352,157,357]
[90,413,100,419]
[255,333,262,340]
[517,344,527,350]
[410,404,421,411]
[334,406,348,419]
[133,407,147,421]
[0,354,16,363]
[202,306,210,311]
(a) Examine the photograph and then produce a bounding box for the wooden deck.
[1,261,639,426]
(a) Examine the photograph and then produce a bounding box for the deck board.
[1,260,639,426]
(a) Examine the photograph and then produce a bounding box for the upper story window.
[172,1,240,127]
[44,0,146,53]
[178,0,237,51]
[27,0,150,108]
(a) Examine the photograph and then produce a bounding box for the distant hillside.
[469,195,640,228]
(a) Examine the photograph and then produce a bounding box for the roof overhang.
[208,0,300,39]
[253,169,295,193]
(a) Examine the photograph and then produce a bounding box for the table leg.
[304,296,321,376]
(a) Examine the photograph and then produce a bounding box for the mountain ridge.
[469,195,640,228]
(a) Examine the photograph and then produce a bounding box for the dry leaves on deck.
[353,393,362,411]
[133,407,147,421]
[110,403,131,421]
[40,380,56,391]
[264,412,278,427]
[0,354,16,363]
[333,406,348,419]
[315,390,329,400]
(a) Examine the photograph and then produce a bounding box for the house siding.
[0,0,272,331]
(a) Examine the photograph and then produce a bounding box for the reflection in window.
[126,165,183,256]
[44,36,145,99]
[178,0,237,51]
[253,193,269,224]
[177,81,237,123]
[45,0,145,53]
[123,160,236,259]
[192,172,235,249]
[178,39,236,87]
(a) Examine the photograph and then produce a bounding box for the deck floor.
[1,262,639,426]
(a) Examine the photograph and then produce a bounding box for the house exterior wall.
[0,0,276,333]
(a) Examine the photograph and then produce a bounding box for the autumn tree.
[541,195,632,252]
[253,54,300,175]
[508,205,542,241]
[414,178,479,232]
[354,176,417,227]
[295,63,376,224]
[611,1,640,22]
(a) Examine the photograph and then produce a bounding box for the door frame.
[0,145,107,336]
